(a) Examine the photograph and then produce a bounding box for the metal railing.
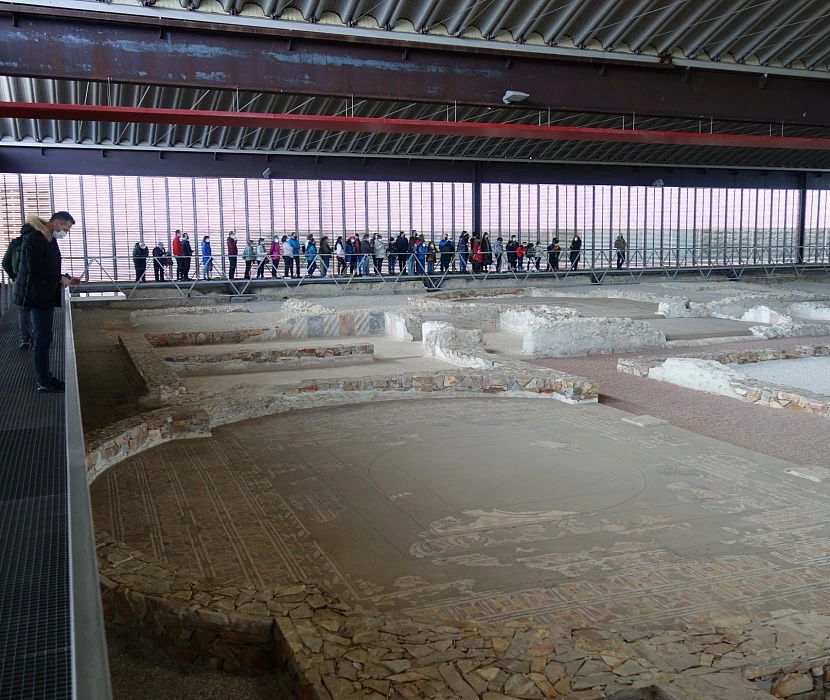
[61,244,830,299]
[63,289,113,700]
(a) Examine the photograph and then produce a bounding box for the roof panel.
[12,0,830,74]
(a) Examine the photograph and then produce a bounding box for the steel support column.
[472,163,482,236]
[797,171,808,265]
[4,7,830,128]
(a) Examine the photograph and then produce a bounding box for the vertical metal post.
[692,188,698,265]
[658,186,665,267]
[472,163,482,237]
[590,185,596,267]
[164,177,172,250]
[767,190,773,264]
[217,180,225,275]
[555,185,560,240]
[109,177,118,279]
[643,187,649,266]
[516,185,521,238]
[675,188,681,266]
[191,177,198,242]
[752,189,759,264]
[269,179,275,240]
[723,188,730,265]
[18,173,26,226]
[243,179,250,240]
[796,173,807,265]
[317,180,323,235]
[293,179,299,233]
[430,182,435,238]
[609,186,615,261]
[738,188,744,265]
[387,181,392,236]
[408,181,413,232]
[362,181,367,236]
[77,177,89,281]
[707,188,714,264]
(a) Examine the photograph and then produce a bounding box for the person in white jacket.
[280,235,294,278]
[334,236,345,275]
[373,234,388,275]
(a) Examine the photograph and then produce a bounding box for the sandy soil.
[72,308,145,432]
[107,633,283,700]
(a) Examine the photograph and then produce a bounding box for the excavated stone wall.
[421,322,495,369]
[618,345,830,416]
[162,343,374,374]
[97,530,830,699]
[500,309,667,357]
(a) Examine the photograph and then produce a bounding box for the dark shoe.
[37,378,65,393]
[19,340,30,350]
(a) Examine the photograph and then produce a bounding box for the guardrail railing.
[63,289,113,700]
[62,247,830,300]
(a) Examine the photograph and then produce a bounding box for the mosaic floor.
[90,397,830,628]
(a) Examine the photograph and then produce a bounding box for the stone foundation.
[146,310,388,347]
[500,309,666,357]
[162,343,374,374]
[97,532,830,699]
[618,345,830,416]
[118,333,184,405]
[422,322,495,369]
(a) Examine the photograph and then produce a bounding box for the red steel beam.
[2,102,830,151]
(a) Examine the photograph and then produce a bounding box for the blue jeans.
[18,305,32,343]
[359,255,370,276]
[29,307,55,385]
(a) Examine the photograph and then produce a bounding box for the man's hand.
[59,276,71,288]
[69,277,81,285]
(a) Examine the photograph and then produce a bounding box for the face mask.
[54,230,68,239]
[205,238,210,242]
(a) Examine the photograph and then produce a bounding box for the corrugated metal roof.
[4,76,830,168]
[5,1,830,169]
[42,0,830,73]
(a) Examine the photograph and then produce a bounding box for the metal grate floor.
[0,303,72,700]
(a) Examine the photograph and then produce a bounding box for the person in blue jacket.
[416,237,428,274]
[289,233,301,277]
[306,237,318,277]
[201,235,213,280]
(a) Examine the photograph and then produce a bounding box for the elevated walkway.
[0,288,111,699]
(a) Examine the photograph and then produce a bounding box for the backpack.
[2,236,23,280]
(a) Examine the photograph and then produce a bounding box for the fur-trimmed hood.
[25,215,52,241]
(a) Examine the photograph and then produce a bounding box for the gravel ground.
[728,355,830,395]
[533,334,830,470]
[107,633,283,700]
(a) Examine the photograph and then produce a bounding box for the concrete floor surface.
[729,355,830,395]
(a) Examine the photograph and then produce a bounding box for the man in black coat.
[133,241,149,281]
[13,212,80,393]
[181,233,193,280]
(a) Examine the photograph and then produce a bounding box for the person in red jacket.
[226,230,239,279]
[172,230,184,280]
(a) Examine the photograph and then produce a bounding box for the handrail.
[63,289,113,700]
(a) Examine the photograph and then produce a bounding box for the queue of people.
[129,230,630,281]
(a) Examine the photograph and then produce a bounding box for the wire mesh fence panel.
[1,173,828,284]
